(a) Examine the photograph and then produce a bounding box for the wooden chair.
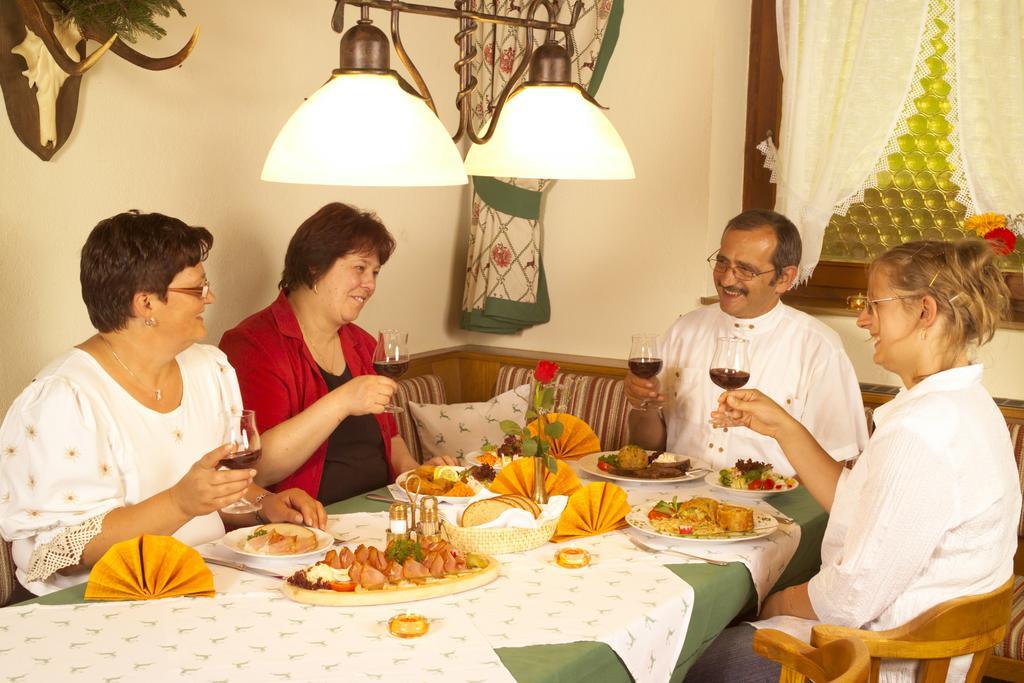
[753,628,870,682]
[811,578,1013,683]
[0,541,15,606]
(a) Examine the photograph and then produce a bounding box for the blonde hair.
[870,240,1009,361]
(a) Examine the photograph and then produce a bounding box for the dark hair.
[80,211,213,332]
[724,209,802,278]
[279,203,396,291]
[871,240,1009,361]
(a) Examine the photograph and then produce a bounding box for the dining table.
[6,464,829,682]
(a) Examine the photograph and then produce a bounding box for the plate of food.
[392,465,491,503]
[464,434,522,470]
[577,445,707,482]
[282,537,500,605]
[222,523,334,559]
[626,496,778,542]
[705,459,799,497]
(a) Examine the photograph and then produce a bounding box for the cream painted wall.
[0,1,470,414]
[1,0,1021,416]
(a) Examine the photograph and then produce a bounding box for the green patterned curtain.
[460,0,625,333]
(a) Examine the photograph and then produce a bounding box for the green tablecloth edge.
[18,488,826,683]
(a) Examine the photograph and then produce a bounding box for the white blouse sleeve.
[799,346,868,462]
[0,376,126,577]
[807,425,956,626]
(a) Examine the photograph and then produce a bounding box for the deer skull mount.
[0,0,198,161]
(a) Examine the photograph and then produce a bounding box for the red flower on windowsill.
[984,227,1017,256]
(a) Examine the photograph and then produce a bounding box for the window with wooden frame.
[743,0,1024,326]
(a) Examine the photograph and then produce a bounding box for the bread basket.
[441,517,557,554]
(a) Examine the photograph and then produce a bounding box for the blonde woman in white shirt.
[0,212,324,597]
[686,239,1020,683]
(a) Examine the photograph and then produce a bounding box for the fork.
[628,536,730,566]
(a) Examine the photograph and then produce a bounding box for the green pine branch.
[55,0,187,43]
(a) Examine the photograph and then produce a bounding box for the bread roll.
[461,498,515,527]
[497,495,540,518]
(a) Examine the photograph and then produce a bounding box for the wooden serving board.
[281,556,501,606]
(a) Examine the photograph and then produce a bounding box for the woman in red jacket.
[220,203,454,504]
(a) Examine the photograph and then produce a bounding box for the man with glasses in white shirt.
[626,209,867,476]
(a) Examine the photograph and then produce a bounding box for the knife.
[365,493,396,504]
[201,556,288,580]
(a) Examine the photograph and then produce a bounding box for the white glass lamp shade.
[464,85,635,180]
[262,73,468,187]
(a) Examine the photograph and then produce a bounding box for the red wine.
[373,360,410,379]
[218,449,261,469]
[628,358,663,379]
[709,368,750,390]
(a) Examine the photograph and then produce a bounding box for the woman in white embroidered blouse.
[686,239,1020,683]
[0,211,325,597]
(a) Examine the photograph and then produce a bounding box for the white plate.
[463,450,516,470]
[625,503,778,543]
[703,471,800,498]
[576,451,708,483]
[392,467,483,504]
[221,525,334,560]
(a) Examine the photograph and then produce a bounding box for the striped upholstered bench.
[492,365,631,451]
[394,374,447,465]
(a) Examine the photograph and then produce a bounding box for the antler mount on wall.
[0,0,198,160]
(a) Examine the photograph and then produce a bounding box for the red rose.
[534,360,559,384]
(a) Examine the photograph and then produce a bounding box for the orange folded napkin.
[490,457,582,498]
[526,413,601,459]
[552,482,630,542]
[85,535,215,601]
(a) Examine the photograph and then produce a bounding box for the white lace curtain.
[769,0,929,281]
[957,0,1024,214]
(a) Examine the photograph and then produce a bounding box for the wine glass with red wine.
[709,336,751,390]
[219,409,262,514]
[372,329,409,414]
[629,334,663,410]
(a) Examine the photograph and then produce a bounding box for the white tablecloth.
[0,473,803,683]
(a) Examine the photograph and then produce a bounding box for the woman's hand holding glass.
[170,444,255,518]
[331,374,397,416]
[710,388,795,439]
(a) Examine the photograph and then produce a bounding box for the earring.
[919,329,927,341]
[313,283,319,295]
[145,317,158,327]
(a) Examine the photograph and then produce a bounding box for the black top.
[316,366,388,505]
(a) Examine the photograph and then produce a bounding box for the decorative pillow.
[409,384,531,461]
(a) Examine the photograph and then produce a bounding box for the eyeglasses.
[706,251,776,282]
[849,294,917,317]
[167,279,210,299]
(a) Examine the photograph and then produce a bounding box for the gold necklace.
[100,336,163,401]
[298,320,341,372]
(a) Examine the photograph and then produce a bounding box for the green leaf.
[524,409,539,423]
[499,420,523,435]
[545,454,558,472]
[521,438,539,456]
[544,421,564,439]
[541,387,555,410]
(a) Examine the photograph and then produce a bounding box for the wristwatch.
[253,492,271,523]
